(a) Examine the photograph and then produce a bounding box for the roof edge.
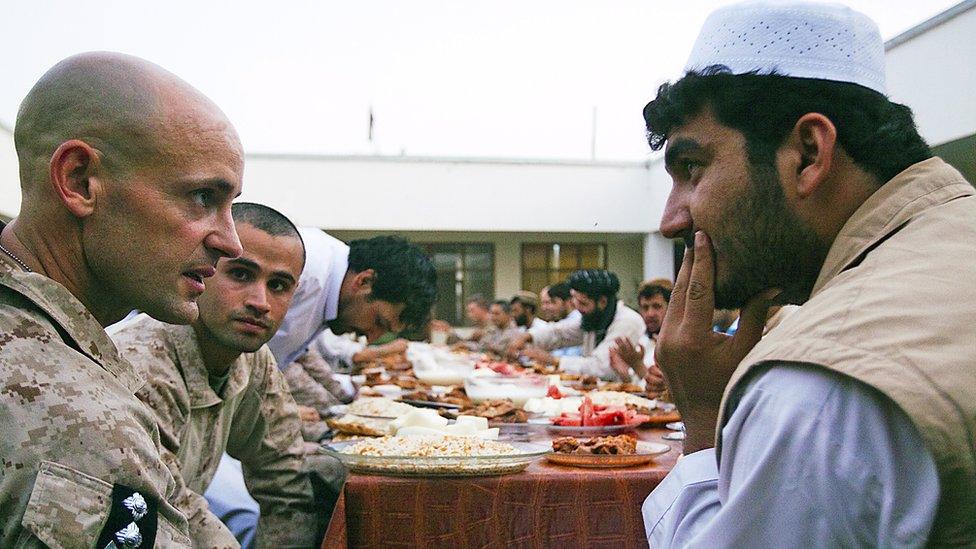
[246,151,661,169]
[885,0,976,50]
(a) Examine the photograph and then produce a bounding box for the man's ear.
[351,269,376,294]
[788,113,837,199]
[49,139,104,218]
[598,295,609,309]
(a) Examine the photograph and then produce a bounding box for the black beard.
[515,314,529,327]
[711,160,829,309]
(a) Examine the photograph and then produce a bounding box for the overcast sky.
[0,1,960,161]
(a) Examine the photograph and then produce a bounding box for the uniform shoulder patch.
[95,484,158,548]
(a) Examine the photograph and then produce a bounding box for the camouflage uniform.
[113,314,322,548]
[479,322,521,355]
[0,250,191,547]
[283,347,355,417]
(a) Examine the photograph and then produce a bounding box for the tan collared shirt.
[0,249,190,547]
[113,314,320,548]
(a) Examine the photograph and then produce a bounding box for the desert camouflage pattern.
[479,322,522,356]
[283,347,354,417]
[113,314,321,548]
[0,251,191,547]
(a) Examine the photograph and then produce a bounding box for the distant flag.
[368,106,374,142]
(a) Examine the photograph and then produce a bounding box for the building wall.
[0,123,20,220]
[886,3,976,147]
[328,229,647,307]
[241,154,670,234]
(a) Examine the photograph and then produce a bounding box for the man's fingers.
[729,288,781,358]
[665,244,695,325]
[685,231,716,333]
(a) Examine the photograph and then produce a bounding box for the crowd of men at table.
[0,1,973,547]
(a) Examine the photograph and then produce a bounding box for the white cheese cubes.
[390,409,498,440]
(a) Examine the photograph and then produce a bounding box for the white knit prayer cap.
[684,1,886,94]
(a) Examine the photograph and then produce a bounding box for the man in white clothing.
[639,1,974,546]
[510,290,546,331]
[507,269,644,380]
[609,279,671,390]
[267,231,436,368]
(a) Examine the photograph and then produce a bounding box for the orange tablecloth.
[323,429,680,548]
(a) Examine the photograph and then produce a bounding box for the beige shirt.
[0,251,190,547]
[114,314,319,548]
[720,158,976,545]
[530,300,645,380]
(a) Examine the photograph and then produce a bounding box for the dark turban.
[568,269,620,299]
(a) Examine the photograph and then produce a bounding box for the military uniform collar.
[167,323,251,408]
[812,157,974,296]
[0,243,143,392]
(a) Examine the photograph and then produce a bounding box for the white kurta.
[267,228,349,368]
[529,301,644,380]
[310,329,365,372]
[643,363,939,547]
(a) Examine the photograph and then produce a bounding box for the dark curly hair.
[643,66,931,184]
[347,236,437,332]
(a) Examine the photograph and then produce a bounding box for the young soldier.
[113,203,321,547]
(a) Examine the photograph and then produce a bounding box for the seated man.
[282,329,407,425]
[310,328,408,373]
[283,345,356,418]
[432,294,492,342]
[539,281,582,357]
[113,203,324,547]
[475,300,522,355]
[462,294,492,340]
[609,278,672,390]
[510,290,547,331]
[267,231,437,368]
[641,1,973,545]
[1,52,244,547]
[508,270,644,380]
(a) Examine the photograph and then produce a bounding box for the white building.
[1,0,973,325]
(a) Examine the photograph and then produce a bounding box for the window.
[419,243,494,326]
[521,243,607,294]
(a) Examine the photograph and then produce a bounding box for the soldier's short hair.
[231,202,305,266]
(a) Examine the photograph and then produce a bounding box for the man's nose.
[244,286,271,315]
[206,208,243,260]
[659,187,693,242]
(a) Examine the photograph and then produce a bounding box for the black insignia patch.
[95,484,157,548]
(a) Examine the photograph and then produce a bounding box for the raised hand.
[655,231,779,454]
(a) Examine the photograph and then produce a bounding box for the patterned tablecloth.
[322,429,680,548]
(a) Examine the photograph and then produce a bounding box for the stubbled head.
[14,52,245,324]
[195,203,305,354]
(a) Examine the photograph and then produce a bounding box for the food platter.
[546,441,670,469]
[527,417,642,437]
[396,398,462,410]
[322,439,550,477]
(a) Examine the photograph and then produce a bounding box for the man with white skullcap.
[641,1,975,546]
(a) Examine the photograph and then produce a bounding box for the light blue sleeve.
[643,363,939,548]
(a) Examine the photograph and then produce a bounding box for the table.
[322,429,680,548]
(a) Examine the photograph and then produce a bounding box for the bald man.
[0,52,243,547]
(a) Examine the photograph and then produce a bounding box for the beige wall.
[329,229,646,307]
[0,122,20,219]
